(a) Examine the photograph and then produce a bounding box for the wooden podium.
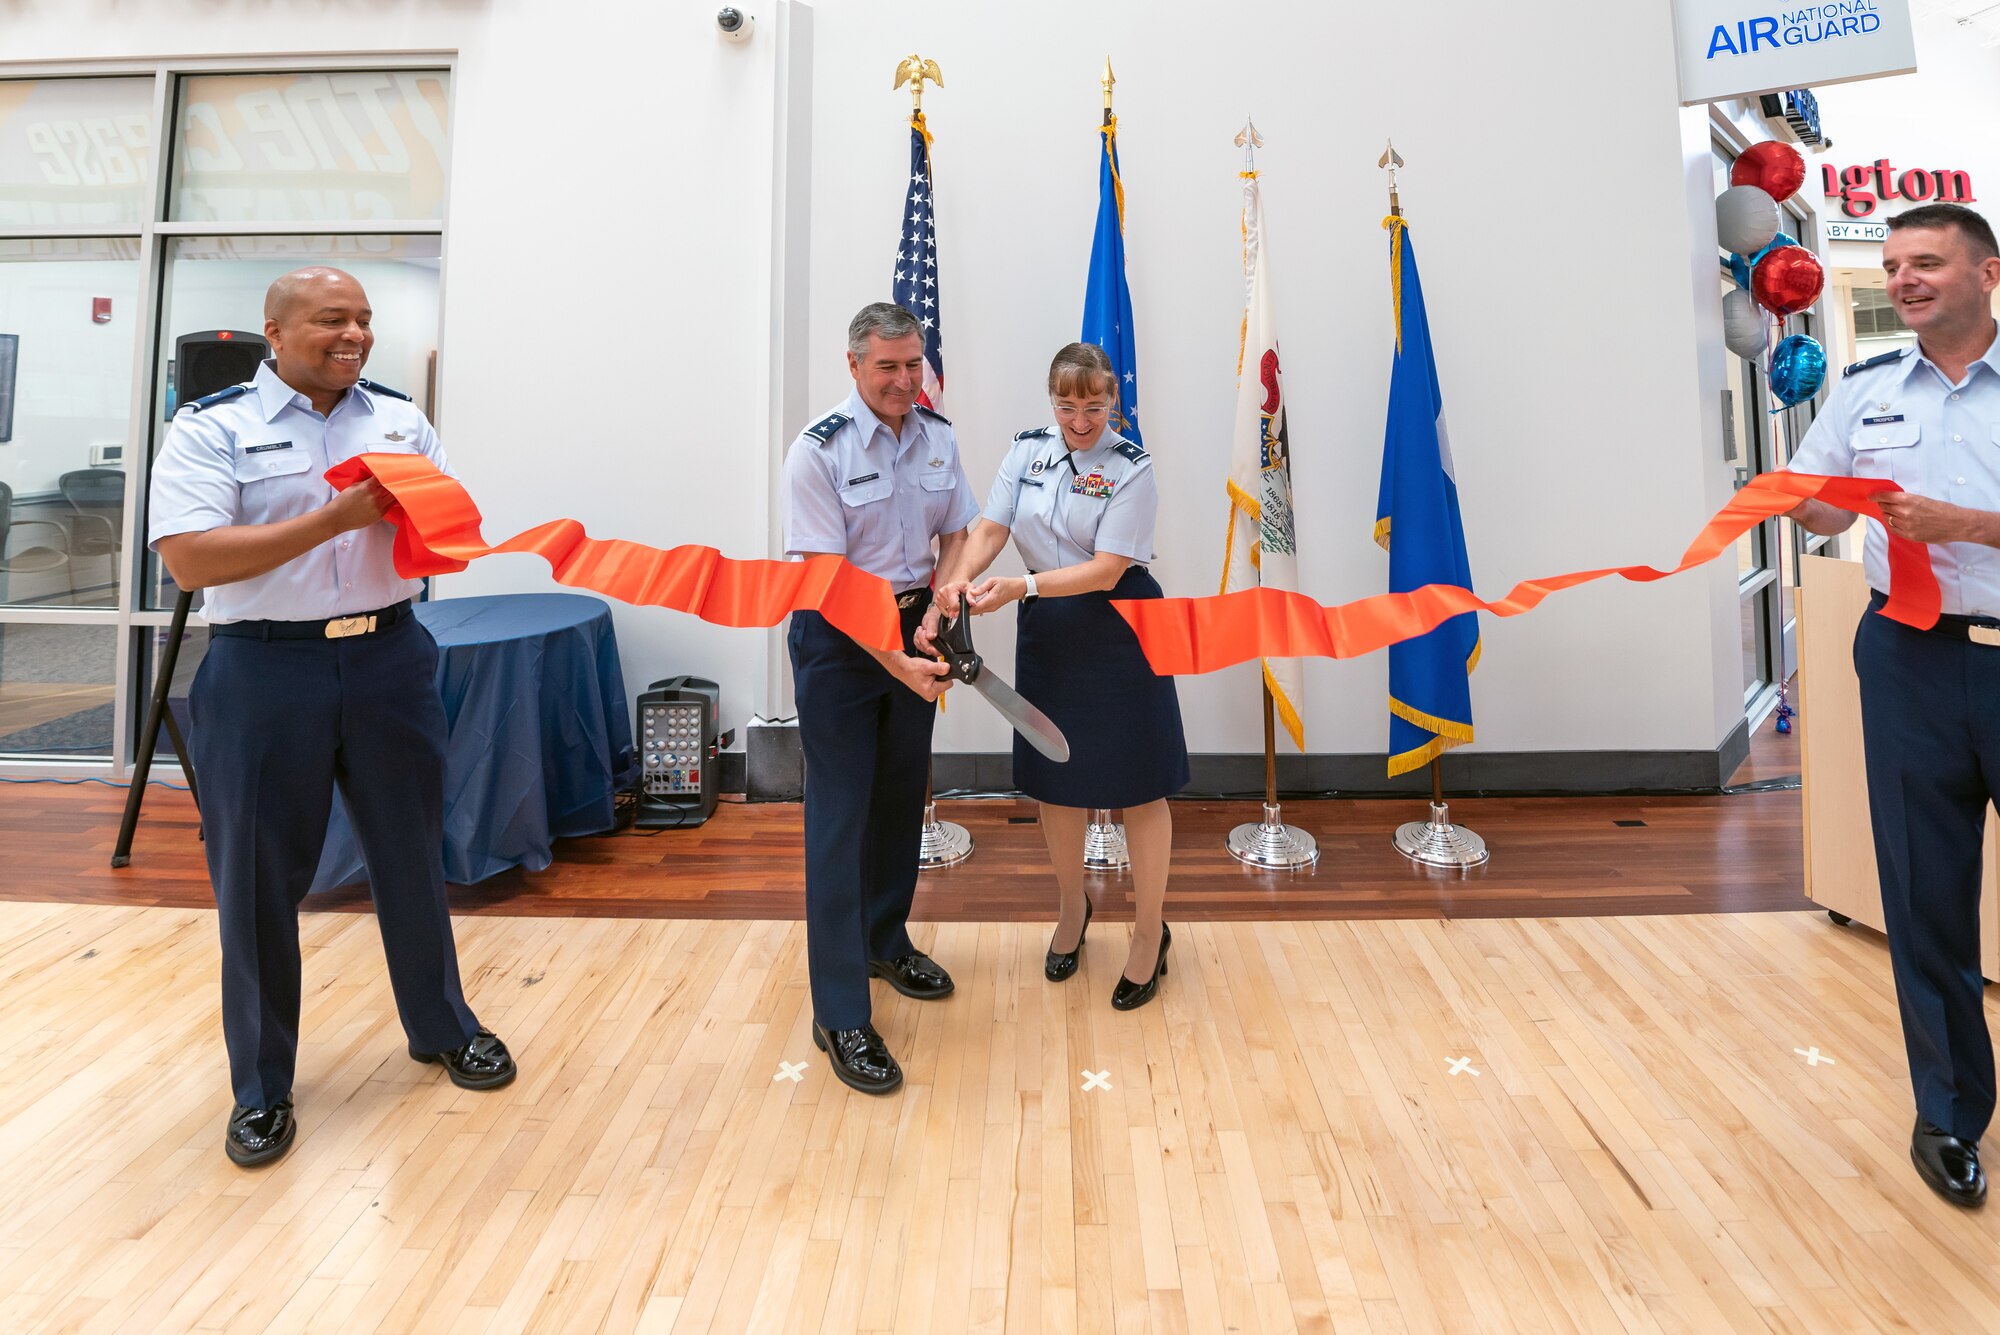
[1798,553,2000,981]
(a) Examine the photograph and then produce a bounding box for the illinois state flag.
[1220,163,1303,749]
[1376,216,1478,776]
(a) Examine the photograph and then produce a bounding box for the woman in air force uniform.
[933,342,1188,1009]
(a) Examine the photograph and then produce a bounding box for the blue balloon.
[1729,230,1798,290]
[1752,230,1798,267]
[1769,333,1826,407]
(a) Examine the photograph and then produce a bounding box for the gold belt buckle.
[324,614,377,639]
[1969,625,2000,648]
[897,591,923,610]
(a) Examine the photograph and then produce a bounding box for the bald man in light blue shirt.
[150,267,514,1168]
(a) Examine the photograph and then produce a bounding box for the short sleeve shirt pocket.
[839,475,893,507]
[918,464,959,530]
[1851,420,1920,488]
[230,445,319,524]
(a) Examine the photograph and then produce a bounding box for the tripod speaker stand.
[110,589,201,867]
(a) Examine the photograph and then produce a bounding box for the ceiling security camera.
[716,8,753,41]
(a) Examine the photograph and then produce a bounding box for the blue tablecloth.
[309,592,638,893]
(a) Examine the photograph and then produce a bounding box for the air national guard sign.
[1670,0,1916,105]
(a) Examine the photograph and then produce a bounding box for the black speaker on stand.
[111,330,271,867]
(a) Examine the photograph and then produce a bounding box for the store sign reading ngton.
[1823,160,1978,218]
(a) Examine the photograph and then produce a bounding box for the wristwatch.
[1022,572,1040,604]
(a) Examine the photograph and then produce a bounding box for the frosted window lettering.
[170,72,450,223]
[0,78,156,226]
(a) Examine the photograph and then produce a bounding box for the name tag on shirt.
[244,441,294,454]
[1020,477,1045,488]
[1861,414,1904,426]
[845,472,880,486]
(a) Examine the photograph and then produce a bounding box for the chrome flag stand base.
[1393,800,1489,870]
[1082,808,1129,872]
[918,800,973,868]
[1227,802,1320,869]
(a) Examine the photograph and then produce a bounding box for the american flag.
[891,112,944,410]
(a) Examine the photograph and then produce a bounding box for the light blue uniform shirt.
[981,425,1158,572]
[147,360,450,624]
[1787,324,2000,617]
[782,389,978,589]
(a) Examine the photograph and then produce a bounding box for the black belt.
[1870,591,2000,646]
[211,599,414,641]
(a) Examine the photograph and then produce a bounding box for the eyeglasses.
[1052,402,1110,420]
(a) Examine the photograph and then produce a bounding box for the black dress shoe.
[868,951,954,1000]
[410,1027,517,1090]
[225,1100,296,1167]
[1046,896,1095,982]
[813,1022,903,1094]
[1111,923,1171,1011]
[1912,1118,1987,1207]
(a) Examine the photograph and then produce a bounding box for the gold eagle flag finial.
[893,53,943,114]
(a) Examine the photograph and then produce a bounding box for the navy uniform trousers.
[787,598,933,1030]
[1855,600,2000,1145]
[188,608,478,1109]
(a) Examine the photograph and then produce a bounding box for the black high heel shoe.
[1111,923,1170,1010]
[1045,895,1094,982]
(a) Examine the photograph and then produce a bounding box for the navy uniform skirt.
[1012,565,1190,808]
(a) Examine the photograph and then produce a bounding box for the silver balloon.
[1723,287,1768,359]
[1715,184,1779,257]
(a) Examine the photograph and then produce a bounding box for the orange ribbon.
[1111,472,1939,675]
[323,453,903,652]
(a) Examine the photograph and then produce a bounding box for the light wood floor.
[0,902,1994,1334]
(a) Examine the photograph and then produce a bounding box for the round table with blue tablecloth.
[309,592,638,894]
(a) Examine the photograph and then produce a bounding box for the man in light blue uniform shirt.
[1787,203,2000,1208]
[150,267,515,1167]
[782,302,974,1095]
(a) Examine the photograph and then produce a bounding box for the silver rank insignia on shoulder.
[384,430,407,442]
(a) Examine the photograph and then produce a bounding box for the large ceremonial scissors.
[932,614,1070,763]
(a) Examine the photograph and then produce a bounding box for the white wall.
[807,0,1744,758]
[4,0,1845,764]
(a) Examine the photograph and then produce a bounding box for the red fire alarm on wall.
[91,297,112,324]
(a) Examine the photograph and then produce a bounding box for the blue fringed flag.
[1081,113,1142,446]
[1377,216,1478,776]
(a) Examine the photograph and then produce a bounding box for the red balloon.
[1752,244,1824,316]
[1731,141,1807,204]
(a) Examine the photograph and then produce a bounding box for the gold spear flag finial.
[1379,138,1405,217]
[1101,56,1116,118]
[1235,116,1264,171]
[893,53,943,114]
